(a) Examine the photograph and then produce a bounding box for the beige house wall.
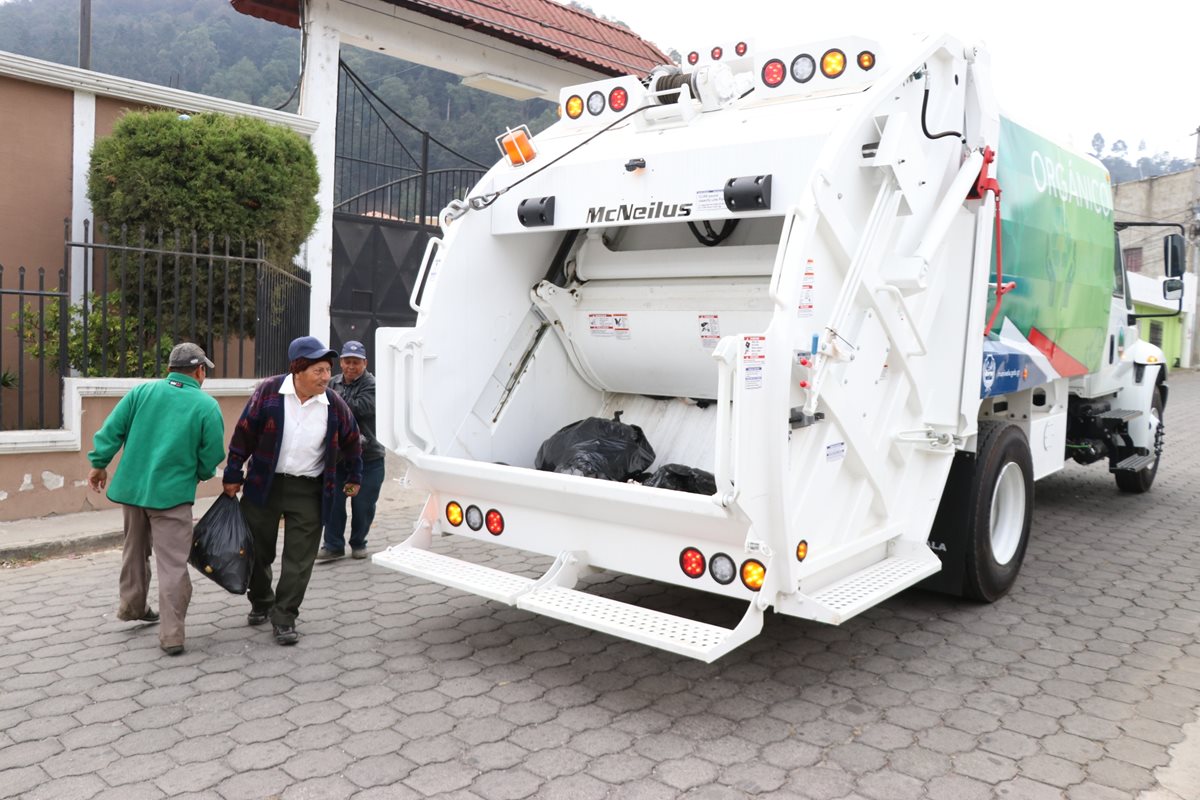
[0,379,255,522]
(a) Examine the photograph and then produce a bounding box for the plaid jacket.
[223,374,363,523]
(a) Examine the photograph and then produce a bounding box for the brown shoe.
[161,643,184,656]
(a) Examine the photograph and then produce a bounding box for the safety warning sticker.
[698,314,720,349]
[695,189,726,212]
[826,441,846,462]
[589,313,631,340]
[798,259,815,318]
[742,335,765,390]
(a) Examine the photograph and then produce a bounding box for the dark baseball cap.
[168,342,214,369]
[340,340,367,359]
[288,336,337,362]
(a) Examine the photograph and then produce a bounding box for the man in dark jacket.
[222,336,363,645]
[318,340,385,561]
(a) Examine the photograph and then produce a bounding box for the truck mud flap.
[373,520,764,663]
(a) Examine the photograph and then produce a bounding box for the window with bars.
[1123,247,1144,273]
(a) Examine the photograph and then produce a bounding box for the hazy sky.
[578,0,1198,161]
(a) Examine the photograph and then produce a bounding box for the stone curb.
[0,529,125,563]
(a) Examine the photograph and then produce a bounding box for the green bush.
[88,110,319,264]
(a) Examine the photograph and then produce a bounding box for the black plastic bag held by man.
[189,494,255,594]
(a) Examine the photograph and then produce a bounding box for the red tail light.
[711,46,723,61]
[735,42,748,57]
[608,86,628,112]
[762,59,785,88]
[687,51,699,66]
[680,547,706,579]
[485,509,504,535]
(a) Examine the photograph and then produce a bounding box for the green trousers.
[241,474,323,627]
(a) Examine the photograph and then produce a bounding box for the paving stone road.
[1,372,1198,800]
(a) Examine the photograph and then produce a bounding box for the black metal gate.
[329,212,433,359]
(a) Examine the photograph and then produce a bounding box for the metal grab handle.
[768,207,802,310]
[399,343,432,453]
[410,237,443,313]
[711,336,738,506]
[873,284,928,356]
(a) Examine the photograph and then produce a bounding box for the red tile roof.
[230,0,668,77]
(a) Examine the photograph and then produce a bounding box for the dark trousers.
[241,475,322,627]
[323,457,386,552]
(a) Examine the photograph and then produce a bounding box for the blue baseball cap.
[288,336,337,362]
[340,340,367,359]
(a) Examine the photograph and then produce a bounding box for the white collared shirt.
[277,374,329,478]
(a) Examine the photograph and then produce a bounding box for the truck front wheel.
[1114,387,1163,494]
[963,421,1034,602]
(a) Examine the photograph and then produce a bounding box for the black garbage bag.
[642,463,718,495]
[535,412,655,481]
[189,494,255,594]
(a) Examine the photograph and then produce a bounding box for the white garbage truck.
[372,33,1187,662]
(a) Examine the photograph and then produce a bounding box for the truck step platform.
[1111,453,1156,472]
[805,556,940,624]
[1093,408,1142,422]
[372,546,534,604]
[516,585,751,662]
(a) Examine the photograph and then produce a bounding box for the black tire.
[960,421,1034,602]
[1115,387,1163,494]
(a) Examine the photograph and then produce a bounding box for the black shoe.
[139,608,160,622]
[272,623,299,646]
[316,547,345,561]
[247,608,270,626]
[161,643,184,656]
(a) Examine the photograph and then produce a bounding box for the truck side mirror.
[1164,233,1186,278]
[1163,277,1184,302]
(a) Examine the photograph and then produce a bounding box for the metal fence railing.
[334,59,488,224]
[0,220,310,432]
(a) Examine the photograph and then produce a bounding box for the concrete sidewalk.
[0,453,424,562]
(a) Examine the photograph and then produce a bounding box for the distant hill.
[0,0,557,166]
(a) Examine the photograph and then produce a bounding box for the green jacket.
[88,373,226,509]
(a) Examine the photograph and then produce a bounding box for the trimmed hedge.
[87,110,319,265]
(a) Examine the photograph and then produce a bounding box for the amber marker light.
[485,509,505,536]
[565,95,584,119]
[496,126,536,166]
[446,501,464,527]
[796,540,809,562]
[741,559,766,591]
[680,547,706,579]
[857,50,876,71]
[821,48,847,78]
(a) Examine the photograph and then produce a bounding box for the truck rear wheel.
[1115,387,1163,494]
[962,421,1034,602]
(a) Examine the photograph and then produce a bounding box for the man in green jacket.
[88,343,226,655]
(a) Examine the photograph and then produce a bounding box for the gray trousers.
[118,502,193,648]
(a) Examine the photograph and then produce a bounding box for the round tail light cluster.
[445,501,504,535]
[761,46,877,88]
[677,547,763,590]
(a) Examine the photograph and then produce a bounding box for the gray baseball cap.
[168,342,214,369]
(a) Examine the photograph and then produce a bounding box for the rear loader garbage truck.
[371,33,1187,662]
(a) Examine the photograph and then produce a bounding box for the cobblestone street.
[1,372,1198,800]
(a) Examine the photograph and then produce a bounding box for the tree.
[1092,133,1104,158]
[1112,139,1128,158]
